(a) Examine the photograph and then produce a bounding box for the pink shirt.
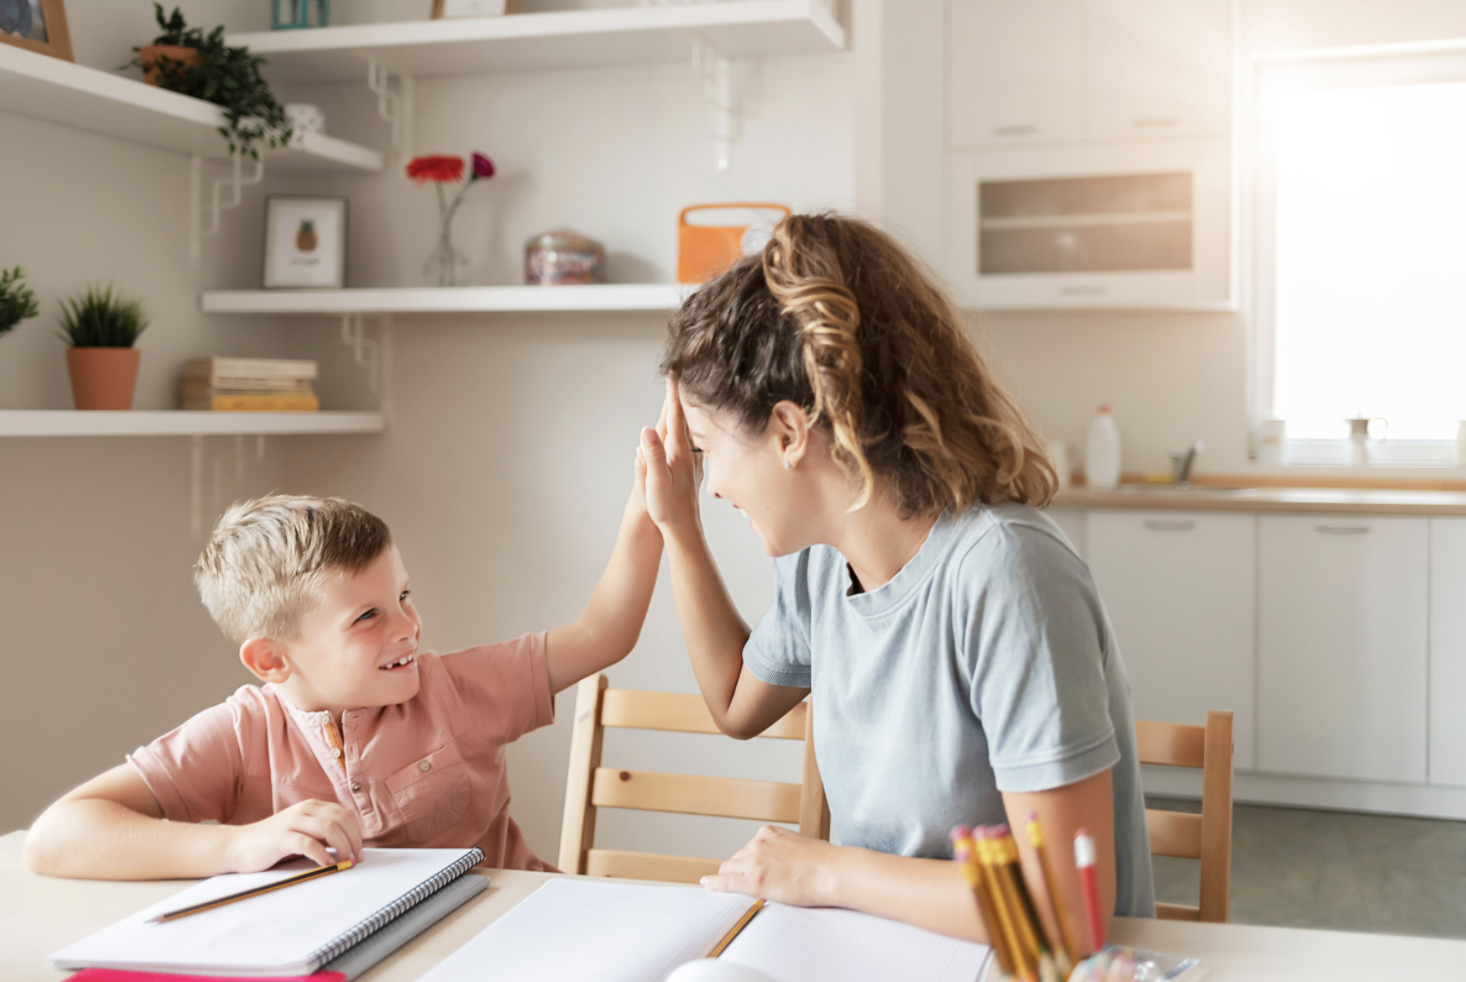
[128,633,556,871]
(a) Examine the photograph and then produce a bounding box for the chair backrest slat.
[584,849,721,884]
[600,688,806,739]
[590,767,803,824]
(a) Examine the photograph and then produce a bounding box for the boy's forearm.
[25,799,238,880]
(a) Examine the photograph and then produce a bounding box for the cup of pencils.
[951,819,1140,982]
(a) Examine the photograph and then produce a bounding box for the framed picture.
[432,0,516,18]
[263,196,347,289]
[0,0,73,61]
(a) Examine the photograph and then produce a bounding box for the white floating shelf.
[231,0,846,84]
[201,284,692,315]
[0,44,382,173]
[0,411,385,437]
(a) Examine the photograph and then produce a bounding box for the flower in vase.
[409,151,496,287]
[406,154,465,184]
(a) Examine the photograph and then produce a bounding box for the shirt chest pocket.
[385,743,472,843]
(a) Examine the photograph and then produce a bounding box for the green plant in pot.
[129,4,292,160]
[56,284,148,411]
[0,267,40,341]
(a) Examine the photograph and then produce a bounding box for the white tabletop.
[4,830,1465,981]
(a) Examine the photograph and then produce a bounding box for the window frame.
[1248,40,1466,467]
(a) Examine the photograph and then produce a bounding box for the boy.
[24,456,661,878]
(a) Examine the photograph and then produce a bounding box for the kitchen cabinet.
[1257,515,1428,784]
[1087,511,1256,769]
[1084,0,1233,141]
[1429,519,1466,787]
[947,0,1083,149]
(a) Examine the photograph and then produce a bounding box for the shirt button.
[419,760,431,772]
[350,781,362,792]
[331,748,342,759]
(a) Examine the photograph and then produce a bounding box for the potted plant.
[0,267,39,341]
[56,284,149,411]
[129,4,292,160]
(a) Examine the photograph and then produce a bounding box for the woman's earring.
[783,459,791,470]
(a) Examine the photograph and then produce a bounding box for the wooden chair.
[1136,709,1234,923]
[559,674,831,884]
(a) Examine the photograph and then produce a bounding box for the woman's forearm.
[828,846,991,942]
[664,526,751,719]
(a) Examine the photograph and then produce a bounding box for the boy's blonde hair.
[195,495,392,644]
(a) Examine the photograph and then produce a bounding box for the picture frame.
[0,0,73,61]
[432,0,516,19]
[263,196,347,290]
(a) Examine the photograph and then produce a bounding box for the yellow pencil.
[151,859,354,923]
[708,899,765,957]
[1026,813,1077,975]
[954,828,1014,977]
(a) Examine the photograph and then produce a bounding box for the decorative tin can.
[524,229,605,285]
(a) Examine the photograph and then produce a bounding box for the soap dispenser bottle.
[1086,405,1122,490]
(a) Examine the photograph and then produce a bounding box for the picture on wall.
[0,0,73,61]
[263,197,347,289]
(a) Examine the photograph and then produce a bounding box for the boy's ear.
[240,638,292,683]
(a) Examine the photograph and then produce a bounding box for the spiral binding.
[304,848,485,970]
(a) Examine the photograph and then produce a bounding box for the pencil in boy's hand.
[1074,829,1104,953]
[150,859,354,923]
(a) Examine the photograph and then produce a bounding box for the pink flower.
[471,152,495,180]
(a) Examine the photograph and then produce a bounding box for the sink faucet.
[1168,442,1205,485]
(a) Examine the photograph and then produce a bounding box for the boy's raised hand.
[641,377,703,538]
[227,798,363,872]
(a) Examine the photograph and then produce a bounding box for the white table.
[4,830,1465,981]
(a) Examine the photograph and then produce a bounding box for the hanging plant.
[127,4,293,161]
[0,267,40,341]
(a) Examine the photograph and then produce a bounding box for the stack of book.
[180,357,319,412]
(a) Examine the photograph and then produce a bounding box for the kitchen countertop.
[1054,485,1466,515]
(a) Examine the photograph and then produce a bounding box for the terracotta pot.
[138,45,202,86]
[66,348,141,411]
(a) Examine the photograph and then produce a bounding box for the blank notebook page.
[416,879,756,982]
[50,848,478,976]
[721,903,994,982]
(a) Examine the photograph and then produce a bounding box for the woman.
[637,213,1154,945]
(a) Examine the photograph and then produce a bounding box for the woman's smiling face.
[681,398,821,558]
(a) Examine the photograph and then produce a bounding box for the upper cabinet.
[948,0,1083,148]
[944,0,1236,310]
[1084,0,1233,141]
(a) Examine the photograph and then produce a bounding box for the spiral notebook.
[50,848,484,978]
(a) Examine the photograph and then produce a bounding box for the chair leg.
[1197,710,1233,923]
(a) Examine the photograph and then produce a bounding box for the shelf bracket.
[189,153,266,267]
[692,37,736,171]
[341,314,380,394]
[365,56,415,171]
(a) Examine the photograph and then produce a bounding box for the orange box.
[677,204,791,284]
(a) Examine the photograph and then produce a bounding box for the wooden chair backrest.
[1135,709,1234,923]
[559,674,832,884]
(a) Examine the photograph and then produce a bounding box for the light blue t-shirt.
[743,503,1155,918]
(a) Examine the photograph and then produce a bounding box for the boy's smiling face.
[241,545,423,719]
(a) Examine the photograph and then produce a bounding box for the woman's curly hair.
[661,212,1057,517]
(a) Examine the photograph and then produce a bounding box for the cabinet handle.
[1143,520,1196,531]
[1059,285,1106,296]
[991,125,1038,137]
[1314,524,1371,535]
[1132,117,1181,128]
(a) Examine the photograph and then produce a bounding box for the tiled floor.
[1148,798,1466,938]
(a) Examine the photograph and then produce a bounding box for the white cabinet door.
[1430,519,1466,786]
[1257,516,1428,783]
[948,0,1083,149]
[1087,510,1256,769]
[1085,0,1233,141]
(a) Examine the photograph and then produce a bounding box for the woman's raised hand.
[640,377,703,538]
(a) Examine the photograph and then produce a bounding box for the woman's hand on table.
[700,825,840,907]
[640,378,704,540]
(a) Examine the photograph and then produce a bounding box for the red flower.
[406,155,464,184]
[471,152,495,180]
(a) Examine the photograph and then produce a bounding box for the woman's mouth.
[379,653,417,672]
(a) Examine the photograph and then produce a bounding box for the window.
[1252,45,1466,465]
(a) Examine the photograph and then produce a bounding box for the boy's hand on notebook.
[700,825,838,908]
[225,799,363,872]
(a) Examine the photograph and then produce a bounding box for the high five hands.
[639,378,704,538]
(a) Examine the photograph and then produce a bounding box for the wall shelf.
[0,44,383,173]
[229,0,846,84]
[201,284,692,315]
[0,411,385,437]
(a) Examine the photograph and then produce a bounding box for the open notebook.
[50,847,484,977]
[416,878,994,982]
